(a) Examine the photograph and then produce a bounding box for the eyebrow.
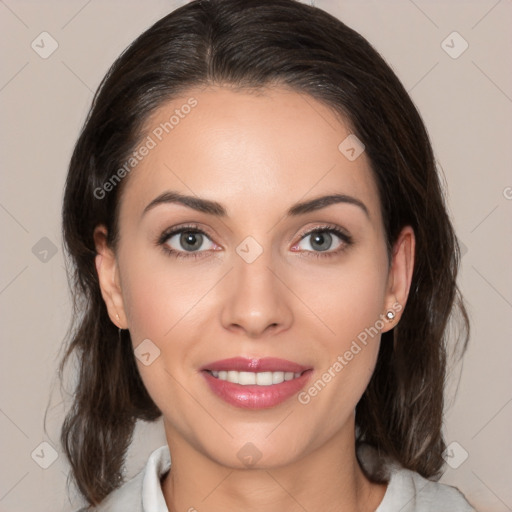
[142,191,370,219]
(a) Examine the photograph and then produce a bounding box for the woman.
[60,0,475,510]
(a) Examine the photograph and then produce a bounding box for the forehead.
[119,85,381,224]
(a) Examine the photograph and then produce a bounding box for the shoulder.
[357,443,477,512]
[379,466,477,511]
[73,445,171,512]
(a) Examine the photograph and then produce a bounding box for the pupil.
[311,232,331,251]
[180,231,202,251]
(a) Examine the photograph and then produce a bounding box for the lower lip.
[201,370,313,409]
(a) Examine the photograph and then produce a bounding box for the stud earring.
[385,310,395,321]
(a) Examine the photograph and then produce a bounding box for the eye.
[157,223,352,260]
[292,226,352,257]
[157,224,218,259]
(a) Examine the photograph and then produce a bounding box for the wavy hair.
[59,0,470,506]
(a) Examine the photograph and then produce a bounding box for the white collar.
[142,445,171,512]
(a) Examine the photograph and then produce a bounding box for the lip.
[200,357,313,409]
[200,357,311,374]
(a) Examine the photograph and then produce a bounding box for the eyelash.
[156,223,353,260]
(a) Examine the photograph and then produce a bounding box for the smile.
[200,357,313,409]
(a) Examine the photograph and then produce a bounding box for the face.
[94,85,414,469]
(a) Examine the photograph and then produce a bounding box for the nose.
[220,252,294,338]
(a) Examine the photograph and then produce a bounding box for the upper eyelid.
[160,224,216,243]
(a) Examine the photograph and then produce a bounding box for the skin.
[94,85,415,512]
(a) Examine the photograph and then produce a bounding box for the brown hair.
[59,0,470,506]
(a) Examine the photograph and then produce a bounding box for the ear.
[93,225,128,329]
[381,225,415,333]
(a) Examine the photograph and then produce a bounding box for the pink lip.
[200,357,311,373]
[200,357,313,409]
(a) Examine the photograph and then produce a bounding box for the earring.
[385,310,395,321]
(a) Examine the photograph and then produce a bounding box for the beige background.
[1,0,511,511]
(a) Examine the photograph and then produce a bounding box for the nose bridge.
[220,241,293,336]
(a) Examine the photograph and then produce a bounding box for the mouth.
[200,357,313,409]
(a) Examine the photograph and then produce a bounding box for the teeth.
[209,370,301,385]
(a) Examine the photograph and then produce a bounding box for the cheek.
[296,252,388,344]
[118,247,214,420]
[293,250,388,408]
[120,244,217,343]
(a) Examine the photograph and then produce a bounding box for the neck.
[161,420,387,512]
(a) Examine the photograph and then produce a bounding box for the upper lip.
[200,357,311,374]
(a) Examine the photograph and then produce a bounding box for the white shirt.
[83,444,477,511]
